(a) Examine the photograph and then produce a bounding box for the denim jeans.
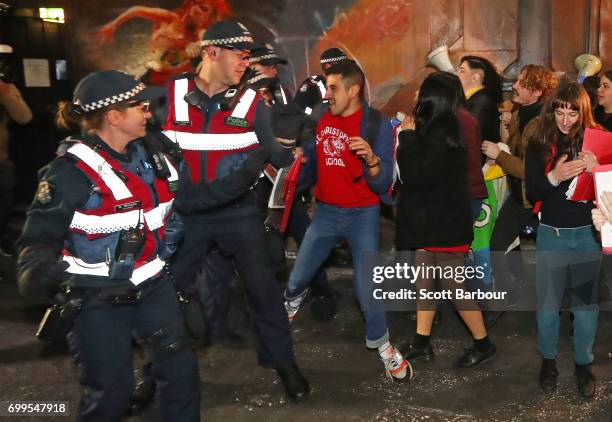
[286,203,389,348]
[536,224,601,365]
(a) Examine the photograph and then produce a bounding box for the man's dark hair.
[326,62,365,100]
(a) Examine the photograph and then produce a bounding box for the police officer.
[248,43,291,98]
[294,47,354,119]
[162,20,309,401]
[17,70,203,420]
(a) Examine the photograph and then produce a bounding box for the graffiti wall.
[18,0,612,115]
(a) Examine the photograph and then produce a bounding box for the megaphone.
[574,53,602,83]
[426,45,455,73]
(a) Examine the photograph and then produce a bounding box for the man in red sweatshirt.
[283,62,410,380]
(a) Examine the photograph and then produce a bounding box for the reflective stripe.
[144,200,174,231]
[279,86,288,105]
[161,130,258,151]
[70,200,174,234]
[315,79,326,98]
[67,143,132,200]
[174,78,190,123]
[70,209,141,234]
[62,255,166,286]
[231,88,257,118]
[163,155,179,182]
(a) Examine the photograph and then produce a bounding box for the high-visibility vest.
[61,141,178,285]
[162,75,261,183]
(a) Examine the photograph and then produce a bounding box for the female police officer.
[16,70,202,421]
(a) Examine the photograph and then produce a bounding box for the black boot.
[539,358,558,393]
[575,363,596,399]
[276,363,310,402]
[453,337,496,368]
[401,334,434,362]
[127,378,156,416]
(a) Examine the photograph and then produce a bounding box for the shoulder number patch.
[35,180,54,205]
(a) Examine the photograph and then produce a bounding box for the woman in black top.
[594,70,612,131]
[525,82,601,399]
[396,72,496,369]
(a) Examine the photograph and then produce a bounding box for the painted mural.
[67,0,612,116]
[95,0,231,85]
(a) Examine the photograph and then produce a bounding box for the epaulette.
[56,136,79,157]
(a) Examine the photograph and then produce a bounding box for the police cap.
[200,21,263,51]
[73,70,162,113]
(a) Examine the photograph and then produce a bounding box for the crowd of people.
[14,18,612,421]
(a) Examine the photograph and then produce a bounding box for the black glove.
[177,288,208,341]
[17,244,71,299]
[174,146,271,214]
[271,102,306,145]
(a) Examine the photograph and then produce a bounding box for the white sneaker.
[284,289,309,322]
[379,344,413,380]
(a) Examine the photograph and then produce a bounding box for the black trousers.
[172,211,295,368]
[67,276,200,422]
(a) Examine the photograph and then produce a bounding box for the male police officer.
[162,21,309,402]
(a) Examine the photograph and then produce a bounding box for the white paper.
[23,58,50,87]
[593,170,612,251]
[268,166,291,209]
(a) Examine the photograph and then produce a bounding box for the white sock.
[378,341,392,358]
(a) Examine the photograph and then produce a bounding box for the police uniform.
[17,71,200,421]
[162,21,309,401]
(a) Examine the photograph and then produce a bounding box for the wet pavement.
[0,216,611,421]
[0,263,611,421]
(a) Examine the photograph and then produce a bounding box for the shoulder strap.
[365,108,382,146]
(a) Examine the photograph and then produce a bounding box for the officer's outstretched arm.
[254,100,302,169]
[173,146,270,214]
[17,159,90,299]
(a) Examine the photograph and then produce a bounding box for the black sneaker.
[539,358,558,393]
[401,341,435,362]
[276,363,310,402]
[453,343,496,368]
[575,363,596,399]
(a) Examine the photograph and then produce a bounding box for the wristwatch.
[366,155,381,168]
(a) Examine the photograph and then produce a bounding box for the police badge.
[35,180,54,205]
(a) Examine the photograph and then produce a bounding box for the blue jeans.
[536,224,601,365]
[286,203,389,348]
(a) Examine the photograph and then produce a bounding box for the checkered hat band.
[80,83,146,112]
[320,55,348,64]
[200,36,254,47]
[248,73,268,84]
[250,53,279,63]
